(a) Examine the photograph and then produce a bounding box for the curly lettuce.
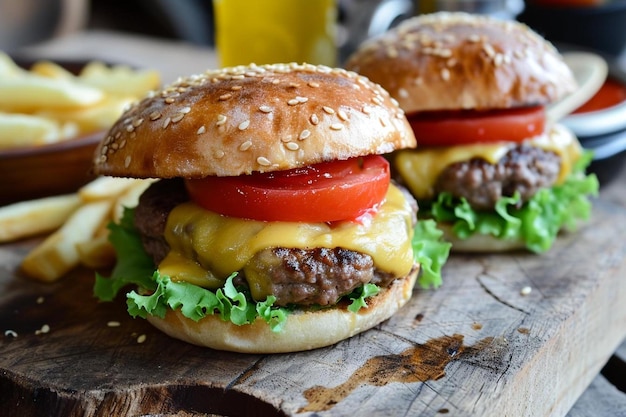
[426,151,599,253]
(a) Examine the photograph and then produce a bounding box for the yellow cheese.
[394,124,582,200]
[158,183,415,298]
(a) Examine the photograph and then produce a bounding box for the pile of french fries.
[0,52,160,149]
[0,177,154,282]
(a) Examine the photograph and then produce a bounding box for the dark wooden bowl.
[0,131,102,206]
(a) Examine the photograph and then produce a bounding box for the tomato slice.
[185,155,390,223]
[408,106,546,147]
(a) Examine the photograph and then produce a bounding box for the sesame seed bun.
[345,12,577,112]
[93,63,416,178]
[147,266,419,354]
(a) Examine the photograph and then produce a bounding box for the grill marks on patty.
[244,247,396,306]
[435,144,561,210]
[133,179,404,306]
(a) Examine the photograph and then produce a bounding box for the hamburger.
[345,12,599,253]
[92,63,450,353]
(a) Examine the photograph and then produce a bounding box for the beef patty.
[435,144,561,210]
[134,178,410,306]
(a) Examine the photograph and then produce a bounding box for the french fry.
[0,52,27,78]
[0,194,80,243]
[78,177,147,202]
[112,179,155,223]
[35,94,136,134]
[0,76,105,113]
[0,112,78,149]
[76,230,116,269]
[79,61,160,97]
[21,199,113,282]
[30,60,75,80]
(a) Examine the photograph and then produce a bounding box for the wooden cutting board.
[2,166,626,417]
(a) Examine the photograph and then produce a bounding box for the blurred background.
[2,0,626,185]
[2,0,626,61]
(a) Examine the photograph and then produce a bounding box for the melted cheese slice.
[394,123,583,200]
[159,183,415,296]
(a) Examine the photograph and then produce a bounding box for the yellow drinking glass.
[213,0,337,67]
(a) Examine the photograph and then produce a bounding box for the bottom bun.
[438,223,525,252]
[147,267,419,353]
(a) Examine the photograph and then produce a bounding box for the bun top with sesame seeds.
[344,12,577,113]
[93,63,416,178]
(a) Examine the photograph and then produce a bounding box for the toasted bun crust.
[345,12,577,112]
[93,63,416,178]
[146,267,419,353]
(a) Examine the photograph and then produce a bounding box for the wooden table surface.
[2,30,626,417]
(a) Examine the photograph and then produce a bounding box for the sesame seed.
[162,117,171,129]
[380,117,388,127]
[35,324,50,335]
[308,81,320,88]
[125,125,134,133]
[362,106,372,114]
[164,97,175,104]
[482,43,496,57]
[124,155,132,168]
[330,123,343,130]
[219,93,233,101]
[239,140,252,151]
[285,142,299,151]
[180,106,191,114]
[297,96,308,103]
[137,334,147,344]
[337,109,349,121]
[322,106,335,114]
[287,99,299,106]
[398,88,409,99]
[216,114,227,126]
[197,125,206,135]
[171,113,185,123]
[310,114,320,125]
[520,286,532,296]
[257,156,271,166]
[132,118,144,127]
[259,105,272,113]
[238,120,250,130]
[231,85,242,91]
[441,68,450,81]
[215,150,225,159]
[299,129,311,140]
[107,321,121,327]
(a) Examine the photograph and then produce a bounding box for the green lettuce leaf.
[412,219,451,289]
[425,152,599,253]
[347,283,381,313]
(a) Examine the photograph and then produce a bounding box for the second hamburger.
[346,12,599,253]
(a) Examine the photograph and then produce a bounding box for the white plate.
[547,51,608,123]
[562,60,626,137]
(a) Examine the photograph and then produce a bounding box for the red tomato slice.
[185,155,390,223]
[408,106,546,147]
